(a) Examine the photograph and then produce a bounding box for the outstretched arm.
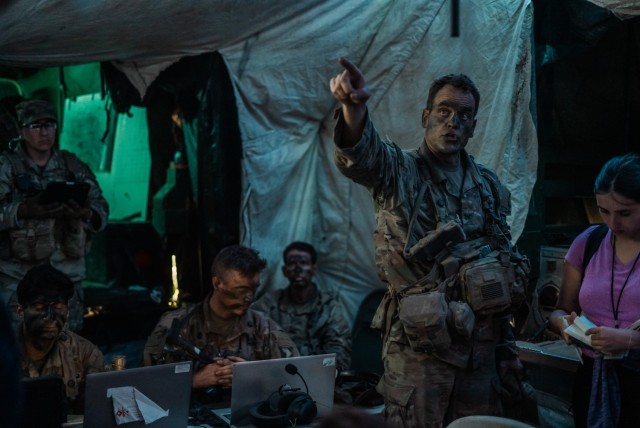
[329,57,371,148]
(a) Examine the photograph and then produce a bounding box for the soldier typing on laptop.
[144,245,299,399]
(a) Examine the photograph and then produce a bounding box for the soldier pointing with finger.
[330,57,530,427]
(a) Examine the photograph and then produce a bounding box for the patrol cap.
[16,99,56,126]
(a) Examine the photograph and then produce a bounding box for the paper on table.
[107,386,169,425]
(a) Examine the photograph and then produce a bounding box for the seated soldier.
[17,264,104,414]
[143,244,299,395]
[253,242,352,373]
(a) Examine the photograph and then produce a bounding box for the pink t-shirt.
[565,225,640,329]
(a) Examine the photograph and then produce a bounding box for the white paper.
[107,386,169,425]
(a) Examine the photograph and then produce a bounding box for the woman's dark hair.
[594,153,640,202]
[211,245,267,278]
[16,264,74,306]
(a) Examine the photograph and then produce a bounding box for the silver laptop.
[83,361,193,428]
[213,353,337,427]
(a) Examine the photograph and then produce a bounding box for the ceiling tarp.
[585,0,640,19]
[0,0,537,324]
[0,0,326,95]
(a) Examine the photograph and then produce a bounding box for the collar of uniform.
[16,144,60,171]
[417,145,470,183]
[279,284,321,314]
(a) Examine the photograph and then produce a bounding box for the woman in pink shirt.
[549,153,640,428]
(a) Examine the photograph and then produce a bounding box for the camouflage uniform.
[19,328,104,414]
[334,112,520,428]
[253,285,352,371]
[0,146,109,331]
[143,292,300,367]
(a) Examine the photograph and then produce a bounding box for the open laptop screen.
[84,361,192,428]
[213,353,336,426]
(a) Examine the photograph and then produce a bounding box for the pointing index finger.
[338,57,361,77]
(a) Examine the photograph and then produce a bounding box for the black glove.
[18,194,64,219]
[61,199,93,221]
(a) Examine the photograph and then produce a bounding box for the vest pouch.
[398,290,450,352]
[9,219,55,262]
[447,300,475,337]
[60,219,86,259]
[458,251,514,316]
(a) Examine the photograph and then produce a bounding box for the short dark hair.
[17,264,74,306]
[426,74,480,116]
[211,245,267,279]
[283,241,317,264]
[594,152,640,202]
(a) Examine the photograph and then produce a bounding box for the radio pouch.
[447,300,475,337]
[458,250,514,316]
[60,219,87,259]
[9,219,55,262]
[398,289,450,352]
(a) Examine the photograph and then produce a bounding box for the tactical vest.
[396,152,526,353]
[3,149,88,261]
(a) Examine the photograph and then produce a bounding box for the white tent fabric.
[0,0,537,325]
[585,0,640,19]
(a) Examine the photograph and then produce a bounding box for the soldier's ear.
[16,304,24,321]
[421,108,430,128]
[212,276,221,291]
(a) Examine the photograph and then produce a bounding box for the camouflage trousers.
[0,274,85,333]
[377,341,501,428]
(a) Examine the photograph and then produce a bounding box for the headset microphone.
[285,363,309,394]
[250,362,317,428]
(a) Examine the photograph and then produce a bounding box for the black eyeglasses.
[25,121,57,131]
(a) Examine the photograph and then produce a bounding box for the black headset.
[249,386,317,428]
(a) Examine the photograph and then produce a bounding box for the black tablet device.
[40,181,90,205]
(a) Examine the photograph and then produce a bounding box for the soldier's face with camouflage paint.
[282,250,317,288]
[20,297,69,343]
[422,84,477,165]
[211,269,260,319]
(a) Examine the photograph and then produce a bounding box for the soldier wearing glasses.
[0,100,108,332]
[17,264,104,413]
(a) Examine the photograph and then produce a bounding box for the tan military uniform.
[143,292,300,368]
[20,328,104,414]
[0,146,109,331]
[334,112,520,428]
[254,285,352,371]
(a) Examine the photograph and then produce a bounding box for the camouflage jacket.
[253,285,352,371]
[143,292,300,368]
[334,112,518,368]
[0,146,109,282]
[20,328,104,413]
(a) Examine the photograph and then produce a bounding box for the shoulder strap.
[3,150,27,176]
[581,224,609,274]
[59,150,85,181]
